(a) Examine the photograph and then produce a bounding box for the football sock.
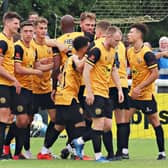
[91,130,103,153]
[154,125,165,152]
[14,127,26,155]
[73,126,87,139]
[4,122,16,146]
[85,119,92,129]
[116,123,130,154]
[44,121,61,148]
[0,122,6,156]
[24,125,30,151]
[102,130,114,157]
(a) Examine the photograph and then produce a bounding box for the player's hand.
[118,89,124,103]
[51,90,56,102]
[56,43,68,53]
[34,61,40,69]
[40,57,53,64]
[86,92,94,105]
[13,79,21,94]
[34,69,43,77]
[131,86,141,99]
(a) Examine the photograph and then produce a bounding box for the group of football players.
[0,10,166,162]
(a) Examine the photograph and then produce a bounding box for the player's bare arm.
[72,55,86,73]
[131,67,158,99]
[111,66,124,103]
[34,59,54,72]
[83,62,94,105]
[0,57,21,94]
[45,39,68,53]
[14,62,43,77]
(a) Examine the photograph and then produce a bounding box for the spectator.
[28,11,39,24]
[155,36,168,79]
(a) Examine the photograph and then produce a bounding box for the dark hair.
[3,11,21,24]
[73,36,89,51]
[20,20,33,29]
[131,23,149,39]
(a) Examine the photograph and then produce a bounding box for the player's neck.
[103,41,111,51]
[34,36,45,45]
[21,39,30,48]
[133,40,144,53]
[75,51,83,59]
[2,28,13,39]
[62,28,74,34]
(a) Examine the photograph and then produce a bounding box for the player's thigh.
[48,108,56,122]
[147,113,160,127]
[0,85,13,123]
[16,113,30,128]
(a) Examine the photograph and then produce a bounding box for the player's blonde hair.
[105,26,122,36]
[96,20,111,32]
[34,17,48,26]
[80,12,96,21]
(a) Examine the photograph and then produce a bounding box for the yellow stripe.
[86,60,94,66]
[14,60,22,63]
[148,64,157,69]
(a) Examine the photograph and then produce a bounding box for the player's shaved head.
[61,15,74,34]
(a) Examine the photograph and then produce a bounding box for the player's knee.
[104,122,112,131]
[148,113,160,127]
[54,124,64,132]
[92,118,104,130]
[74,121,86,128]
[16,115,30,128]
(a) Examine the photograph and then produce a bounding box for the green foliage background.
[0,0,168,47]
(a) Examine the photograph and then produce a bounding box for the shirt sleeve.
[0,40,8,57]
[144,51,158,69]
[86,47,101,66]
[52,47,60,57]
[14,45,24,62]
[114,52,120,68]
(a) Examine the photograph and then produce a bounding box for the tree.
[5,0,95,37]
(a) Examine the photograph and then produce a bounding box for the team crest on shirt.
[0,97,6,104]
[95,108,102,115]
[17,105,24,112]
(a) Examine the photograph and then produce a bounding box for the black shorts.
[84,95,113,119]
[55,99,84,126]
[129,95,157,115]
[78,85,85,109]
[109,87,129,110]
[33,92,55,113]
[0,85,15,108]
[12,88,33,115]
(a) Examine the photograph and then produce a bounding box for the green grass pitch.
[0,138,167,168]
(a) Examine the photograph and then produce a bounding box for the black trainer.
[157,154,166,160]
[122,153,129,159]
[115,151,123,160]
[106,155,120,161]
[0,153,12,160]
[60,148,70,159]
